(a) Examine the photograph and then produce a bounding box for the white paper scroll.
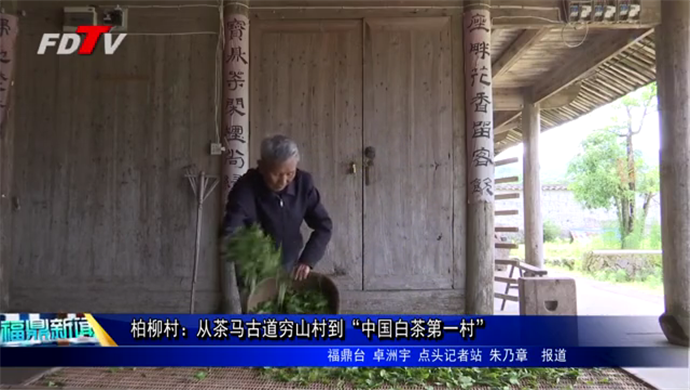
[222,13,250,202]
[464,9,495,203]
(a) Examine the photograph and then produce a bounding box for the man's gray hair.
[260,135,301,163]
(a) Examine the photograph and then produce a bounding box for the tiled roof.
[496,184,569,192]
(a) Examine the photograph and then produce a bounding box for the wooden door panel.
[362,18,454,290]
[251,20,364,290]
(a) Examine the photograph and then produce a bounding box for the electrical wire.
[561,23,589,48]
[560,0,588,48]
[112,2,225,144]
[214,0,224,145]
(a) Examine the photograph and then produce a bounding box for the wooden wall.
[7,2,468,314]
[0,3,18,311]
[8,2,223,312]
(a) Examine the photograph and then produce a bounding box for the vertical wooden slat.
[192,35,221,287]
[168,35,194,279]
[91,37,120,278]
[0,13,18,311]
[145,35,164,279]
[57,53,76,279]
[452,14,467,292]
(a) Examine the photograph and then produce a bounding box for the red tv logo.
[37,26,127,55]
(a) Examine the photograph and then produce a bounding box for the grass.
[259,367,584,390]
[545,264,663,295]
[509,234,664,295]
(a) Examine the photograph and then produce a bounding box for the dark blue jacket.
[220,168,333,269]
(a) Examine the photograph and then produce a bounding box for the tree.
[567,83,660,249]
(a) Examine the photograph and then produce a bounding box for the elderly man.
[220,135,333,284]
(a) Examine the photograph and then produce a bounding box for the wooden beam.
[496,193,520,200]
[495,226,520,233]
[495,157,518,166]
[495,259,518,266]
[494,293,518,302]
[494,111,520,132]
[495,209,519,216]
[496,176,519,184]
[495,276,518,284]
[493,29,550,79]
[532,29,654,104]
[494,83,582,111]
[247,0,660,27]
[494,132,510,143]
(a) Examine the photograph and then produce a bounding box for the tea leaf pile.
[223,224,331,314]
[223,224,282,295]
[259,367,584,390]
[251,289,330,314]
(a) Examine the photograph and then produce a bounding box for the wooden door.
[362,18,454,290]
[251,20,364,290]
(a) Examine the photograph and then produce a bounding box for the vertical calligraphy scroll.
[222,3,249,205]
[0,14,18,131]
[464,9,494,203]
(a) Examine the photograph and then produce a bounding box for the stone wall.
[582,250,662,280]
[495,185,662,236]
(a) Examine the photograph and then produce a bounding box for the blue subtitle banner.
[1,314,686,368]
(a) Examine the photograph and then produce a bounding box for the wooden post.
[222,0,250,193]
[220,0,249,314]
[656,0,690,347]
[464,0,495,315]
[522,97,544,268]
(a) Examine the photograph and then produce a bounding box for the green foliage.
[566,83,660,248]
[567,130,626,211]
[510,227,664,294]
[251,289,330,315]
[225,225,331,315]
[223,225,283,295]
[543,221,561,243]
[260,367,582,390]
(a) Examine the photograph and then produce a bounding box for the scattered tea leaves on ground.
[259,367,582,390]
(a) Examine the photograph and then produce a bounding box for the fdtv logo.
[37,26,127,55]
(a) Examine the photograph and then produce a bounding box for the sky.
[495,91,661,182]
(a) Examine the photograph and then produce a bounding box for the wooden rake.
[184,165,220,314]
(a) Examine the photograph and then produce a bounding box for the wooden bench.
[495,258,548,311]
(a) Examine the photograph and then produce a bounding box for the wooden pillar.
[522,98,544,268]
[464,0,495,315]
[656,0,690,347]
[219,0,249,314]
[222,1,250,193]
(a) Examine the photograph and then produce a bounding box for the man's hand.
[293,263,311,281]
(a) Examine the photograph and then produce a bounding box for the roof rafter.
[531,28,654,104]
[492,28,550,79]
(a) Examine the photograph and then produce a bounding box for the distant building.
[495,183,661,238]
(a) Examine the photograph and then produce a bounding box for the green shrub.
[543,220,561,243]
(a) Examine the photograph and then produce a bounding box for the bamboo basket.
[246,271,340,314]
